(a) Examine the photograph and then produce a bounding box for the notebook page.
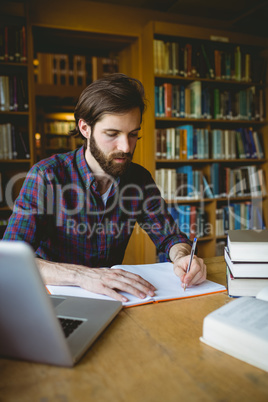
[111,262,226,302]
[47,285,153,307]
[47,262,226,307]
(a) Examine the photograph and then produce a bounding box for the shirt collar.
[75,146,120,193]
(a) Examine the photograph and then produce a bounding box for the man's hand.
[74,266,156,302]
[36,259,156,303]
[169,243,207,288]
[173,255,207,288]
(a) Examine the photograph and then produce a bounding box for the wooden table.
[1,256,268,402]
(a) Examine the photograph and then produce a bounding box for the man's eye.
[106,132,118,137]
[129,132,141,138]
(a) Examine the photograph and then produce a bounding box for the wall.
[28,0,240,38]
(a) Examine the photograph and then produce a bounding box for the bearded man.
[3,74,206,302]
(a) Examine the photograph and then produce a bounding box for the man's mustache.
[110,152,132,159]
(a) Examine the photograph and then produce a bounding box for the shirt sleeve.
[137,173,192,260]
[3,165,49,250]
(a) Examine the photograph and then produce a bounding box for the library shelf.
[141,20,268,259]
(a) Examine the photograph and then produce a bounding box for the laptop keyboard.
[58,317,84,338]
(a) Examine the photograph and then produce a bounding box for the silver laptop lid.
[0,241,122,367]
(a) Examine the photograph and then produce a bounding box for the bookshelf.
[31,25,138,160]
[0,3,34,237]
[141,21,268,259]
[1,0,150,264]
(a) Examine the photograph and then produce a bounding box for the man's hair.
[69,73,146,137]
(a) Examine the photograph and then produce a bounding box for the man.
[4,73,206,302]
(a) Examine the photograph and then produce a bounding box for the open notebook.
[47,262,226,307]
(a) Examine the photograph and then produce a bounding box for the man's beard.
[89,132,134,177]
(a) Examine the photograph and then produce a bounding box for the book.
[0,76,10,111]
[227,230,268,262]
[224,247,268,278]
[36,53,54,84]
[47,262,226,308]
[0,172,3,203]
[163,83,172,117]
[17,131,30,159]
[226,265,268,297]
[200,289,268,372]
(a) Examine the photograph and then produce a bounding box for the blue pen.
[184,237,197,291]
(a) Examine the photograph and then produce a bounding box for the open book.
[47,262,226,307]
[200,287,268,372]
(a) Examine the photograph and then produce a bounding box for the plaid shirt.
[4,146,192,267]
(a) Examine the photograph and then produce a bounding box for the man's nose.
[117,134,130,153]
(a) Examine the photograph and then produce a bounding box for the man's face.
[88,108,141,177]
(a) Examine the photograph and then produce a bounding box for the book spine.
[20,26,27,63]
[163,83,172,117]
[0,76,10,111]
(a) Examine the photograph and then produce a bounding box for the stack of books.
[224,230,268,297]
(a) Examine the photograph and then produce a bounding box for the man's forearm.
[169,243,192,262]
[35,258,156,303]
[36,258,81,286]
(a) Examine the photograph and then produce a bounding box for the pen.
[184,237,197,291]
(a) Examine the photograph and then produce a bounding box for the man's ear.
[78,119,91,139]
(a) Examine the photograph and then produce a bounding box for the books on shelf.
[47,262,226,307]
[211,129,236,159]
[44,120,75,135]
[227,229,268,262]
[154,83,264,121]
[0,123,30,160]
[167,205,207,240]
[156,164,266,206]
[153,38,267,84]
[35,53,119,86]
[215,202,265,235]
[200,291,268,372]
[0,76,9,111]
[155,126,264,161]
[91,56,119,81]
[0,75,28,111]
[156,165,208,200]
[0,172,3,203]
[35,53,87,86]
[0,25,27,63]
[210,163,266,198]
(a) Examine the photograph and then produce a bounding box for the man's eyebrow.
[104,127,141,132]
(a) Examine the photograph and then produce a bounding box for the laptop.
[0,241,122,367]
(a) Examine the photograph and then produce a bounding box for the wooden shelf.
[32,25,137,55]
[216,195,266,201]
[155,117,266,125]
[0,206,12,212]
[196,236,214,242]
[156,158,267,164]
[0,111,29,116]
[155,74,265,87]
[0,159,31,163]
[34,84,84,98]
[45,133,71,137]
[165,198,214,204]
[0,61,27,67]
[216,235,227,240]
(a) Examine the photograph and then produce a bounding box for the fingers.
[102,269,156,299]
[173,255,207,287]
[95,284,129,303]
[81,268,156,302]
